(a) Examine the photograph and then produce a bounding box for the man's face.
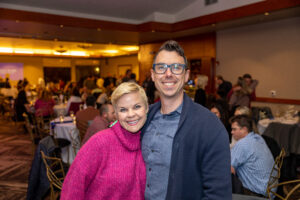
[104,104,116,123]
[244,77,251,86]
[151,50,189,100]
[216,78,222,85]
[231,122,248,141]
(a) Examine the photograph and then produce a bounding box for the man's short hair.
[86,95,96,107]
[153,40,188,67]
[111,82,148,110]
[243,73,252,79]
[99,103,111,116]
[230,114,253,132]
[216,75,224,81]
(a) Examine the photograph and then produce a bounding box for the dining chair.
[40,151,65,200]
[23,113,40,153]
[266,148,285,199]
[68,102,83,115]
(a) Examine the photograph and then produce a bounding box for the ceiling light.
[14,50,34,54]
[0,48,13,53]
[102,50,119,54]
[70,51,88,56]
[264,12,269,16]
[121,46,139,51]
[60,25,64,28]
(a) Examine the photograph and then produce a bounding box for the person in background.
[142,40,231,200]
[61,82,148,199]
[122,69,132,82]
[216,75,232,100]
[209,102,231,141]
[230,115,274,197]
[229,77,251,111]
[34,89,55,117]
[243,73,258,101]
[75,95,99,142]
[15,90,30,122]
[81,103,116,145]
[194,74,208,107]
[142,72,156,104]
[65,87,82,113]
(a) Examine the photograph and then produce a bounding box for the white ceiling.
[0,0,264,23]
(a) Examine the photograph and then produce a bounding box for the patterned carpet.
[0,118,33,200]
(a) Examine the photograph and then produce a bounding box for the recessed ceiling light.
[60,25,64,28]
[264,12,269,16]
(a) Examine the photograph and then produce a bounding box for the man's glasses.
[152,63,187,75]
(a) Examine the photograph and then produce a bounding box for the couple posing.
[61,40,231,200]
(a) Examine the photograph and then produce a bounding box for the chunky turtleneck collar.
[111,121,141,151]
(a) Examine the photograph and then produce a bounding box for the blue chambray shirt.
[142,104,182,200]
[231,132,275,196]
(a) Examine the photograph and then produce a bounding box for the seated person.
[230,115,275,197]
[65,87,82,113]
[34,89,55,117]
[82,103,116,145]
[75,95,99,142]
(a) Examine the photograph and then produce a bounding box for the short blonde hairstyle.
[235,106,251,117]
[111,82,148,109]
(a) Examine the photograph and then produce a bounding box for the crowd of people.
[1,40,277,199]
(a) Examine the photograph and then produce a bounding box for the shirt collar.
[160,102,183,116]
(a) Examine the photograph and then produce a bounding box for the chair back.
[267,148,286,198]
[40,151,65,200]
[68,102,83,115]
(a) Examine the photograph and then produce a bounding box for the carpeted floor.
[0,118,33,200]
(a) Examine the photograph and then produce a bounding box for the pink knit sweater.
[60,121,146,200]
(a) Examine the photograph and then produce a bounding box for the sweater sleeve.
[60,135,103,199]
[201,126,232,200]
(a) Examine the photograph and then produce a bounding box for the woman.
[34,89,55,117]
[61,82,147,199]
[209,102,231,141]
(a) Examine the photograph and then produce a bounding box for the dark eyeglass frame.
[152,63,187,75]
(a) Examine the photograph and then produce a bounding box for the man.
[230,115,274,197]
[76,95,99,141]
[216,75,232,99]
[141,40,231,200]
[81,103,115,145]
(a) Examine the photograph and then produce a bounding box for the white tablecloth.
[53,103,67,117]
[257,117,299,134]
[50,116,80,164]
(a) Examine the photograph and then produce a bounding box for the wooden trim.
[173,0,300,31]
[1,0,299,33]
[255,97,300,105]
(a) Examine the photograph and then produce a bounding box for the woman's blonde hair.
[235,106,252,117]
[111,82,148,109]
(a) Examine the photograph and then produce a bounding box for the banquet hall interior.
[0,0,300,199]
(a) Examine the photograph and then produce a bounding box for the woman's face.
[115,92,148,133]
[211,107,221,118]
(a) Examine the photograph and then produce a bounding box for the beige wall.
[216,17,300,100]
[0,56,107,86]
[100,55,139,81]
